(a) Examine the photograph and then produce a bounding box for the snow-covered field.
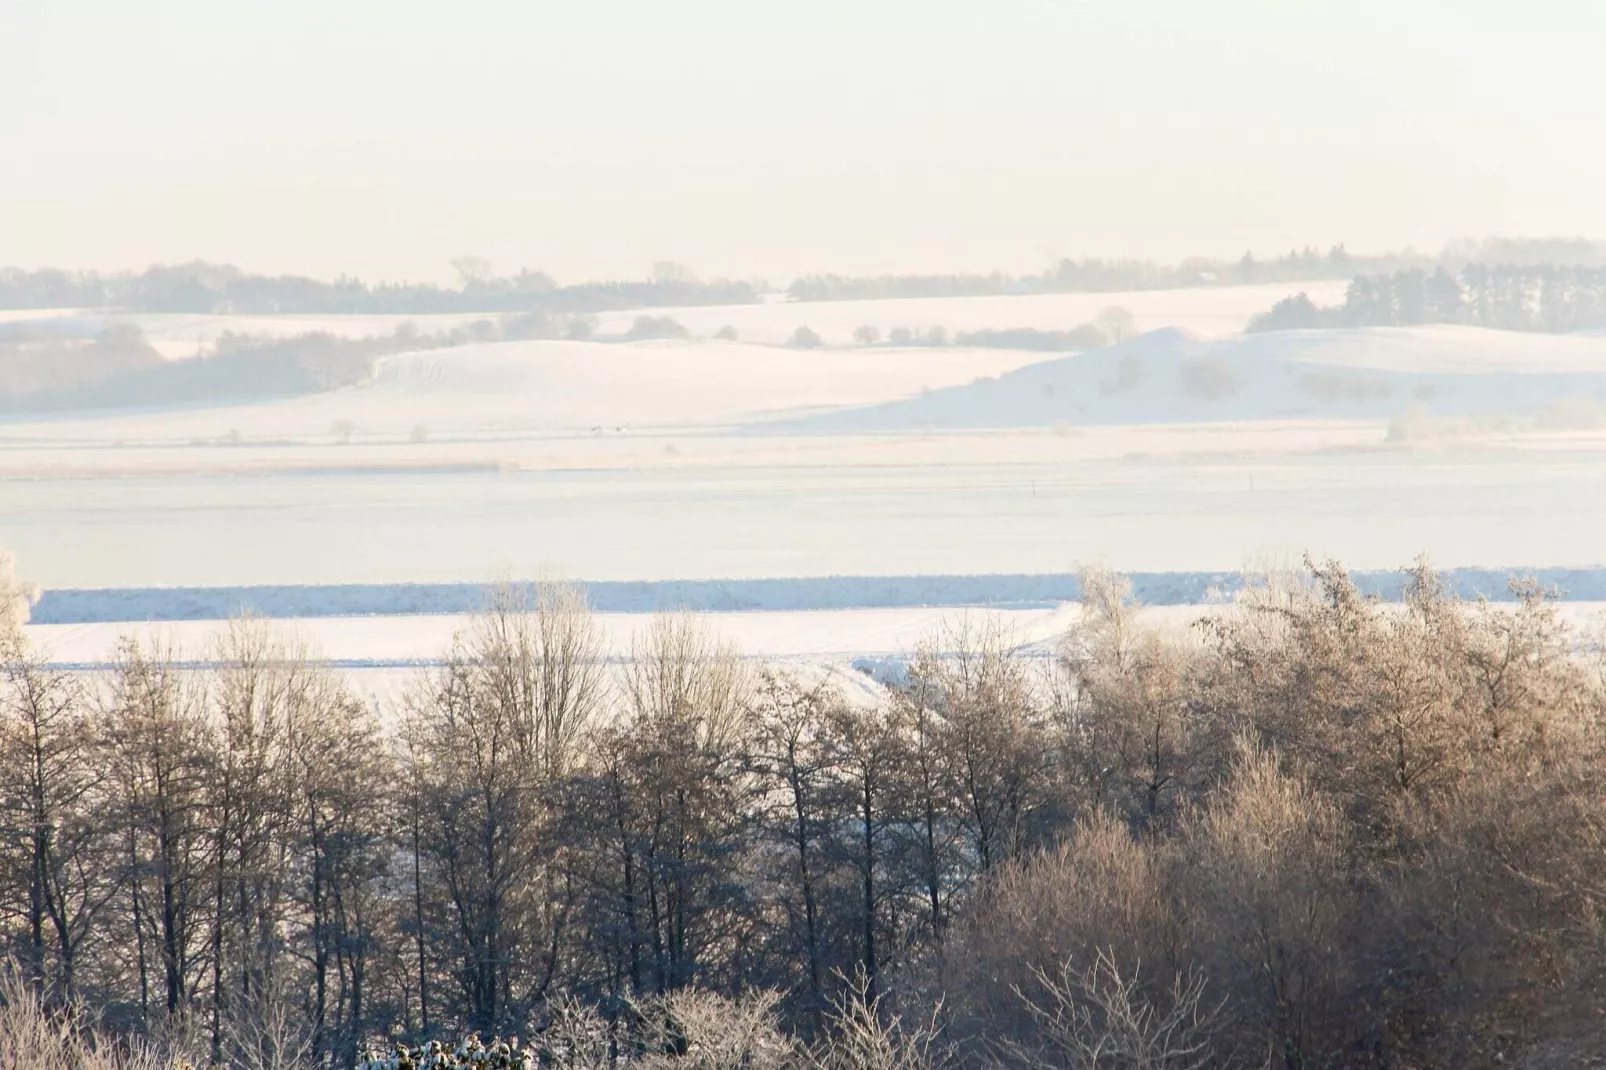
[778,326,1606,432]
[0,339,1049,452]
[25,601,1606,693]
[588,280,1354,346]
[22,604,1079,666]
[8,448,1606,588]
[3,284,1603,598]
[2,280,1349,360]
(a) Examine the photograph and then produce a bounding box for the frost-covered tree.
[0,550,40,652]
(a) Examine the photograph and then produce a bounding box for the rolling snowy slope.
[0,339,1044,449]
[772,326,1606,432]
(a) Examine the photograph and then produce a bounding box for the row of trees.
[791,239,1606,303]
[8,239,1605,316]
[0,263,758,316]
[787,246,1427,303]
[5,562,1606,1067]
[1248,263,1606,333]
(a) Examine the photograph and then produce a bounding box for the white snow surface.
[0,339,1045,448]
[22,605,1081,666]
[5,294,1606,593]
[26,600,1606,670]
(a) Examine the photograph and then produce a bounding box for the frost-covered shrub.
[1,548,40,642]
[356,1036,533,1070]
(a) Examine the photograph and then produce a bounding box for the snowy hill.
[0,339,1046,445]
[764,326,1606,432]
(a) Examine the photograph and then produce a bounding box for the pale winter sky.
[4,0,1604,284]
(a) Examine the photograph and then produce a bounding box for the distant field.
[0,279,1347,359]
[589,280,1352,345]
[26,600,1606,673]
[3,282,1602,597]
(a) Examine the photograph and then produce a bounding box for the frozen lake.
[6,443,1604,590]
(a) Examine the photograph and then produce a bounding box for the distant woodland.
[788,246,1399,302]
[5,239,1604,315]
[1249,264,1606,334]
[0,262,758,316]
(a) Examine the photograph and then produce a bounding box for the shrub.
[624,315,691,341]
[357,1036,532,1070]
[0,966,177,1070]
[787,326,824,349]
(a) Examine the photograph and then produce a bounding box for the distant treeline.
[787,245,1425,302]
[10,239,1606,314]
[789,238,1606,303]
[0,261,759,315]
[1249,262,1606,333]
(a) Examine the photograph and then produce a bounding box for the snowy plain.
[25,599,1606,718]
[4,281,1604,605]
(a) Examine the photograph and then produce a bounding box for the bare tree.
[0,651,116,1000]
[402,584,605,1032]
[102,636,215,1024]
[748,671,844,1018]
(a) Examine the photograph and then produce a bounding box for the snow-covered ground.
[21,604,1078,666]
[4,288,1604,595]
[0,339,1048,451]
[25,600,1606,672]
[7,445,1606,588]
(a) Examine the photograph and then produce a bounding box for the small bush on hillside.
[1093,305,1139,343]
[624,315,691,341]
[787,325,824,349]
[953,325,1108,352]
[1246,291,1332,332]
[357,1036,532,1070]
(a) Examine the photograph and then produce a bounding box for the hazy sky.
[5,0,1604,283]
